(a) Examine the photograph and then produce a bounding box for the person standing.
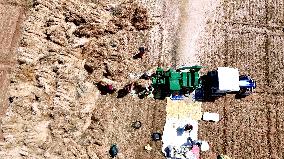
[184,124,193,132]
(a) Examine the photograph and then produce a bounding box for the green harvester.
[151,65,202,99]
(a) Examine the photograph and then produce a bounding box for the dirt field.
[0,4,23,60]
[0,3,24,142]
[198,0,284,158]
[0,0,284,159]
[0,0,175,158]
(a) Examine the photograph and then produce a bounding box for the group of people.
[97,71,154,98]
[164,123,202,159]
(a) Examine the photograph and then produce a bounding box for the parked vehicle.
[205,67,256,97]
[151,66,256,100]
[151,66,202,99]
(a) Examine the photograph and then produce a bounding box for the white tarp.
[202,112,220,122]
[217,67,240,92]
[162,118,199,159]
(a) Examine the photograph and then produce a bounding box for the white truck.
[202,67,256,98]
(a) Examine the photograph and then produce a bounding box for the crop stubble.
[0,4,23,61]
[0,0,284,158]
[93,96,166,159]
[267,35,284,93]
[0,0,177,158]
[199,0,284,158]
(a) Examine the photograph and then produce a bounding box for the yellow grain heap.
[166,98,202,120]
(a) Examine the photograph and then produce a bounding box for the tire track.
[264,0,273,156]
[222,97,229,154]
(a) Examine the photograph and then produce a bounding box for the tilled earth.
[0,0,177,158]
[198,0,284,158]
[1,0,284,159]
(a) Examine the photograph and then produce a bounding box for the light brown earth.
[0,3,25,141]
[0,3,24,110]
[0,0,284,159]
[0,0,174,158]
[198,0,284,158]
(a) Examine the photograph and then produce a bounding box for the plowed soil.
[0,0,175,158]
[198,0,284,158]
[0,0,284,159]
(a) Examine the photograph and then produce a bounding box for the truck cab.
[206,67,256,97]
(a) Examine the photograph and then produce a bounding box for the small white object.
[202,112,220,122]
[73,38,89,47]
[129,73,136,79]
[129,73,143,80]
[217,67,240,92]
[130,89,136,96]
[145,144,152,151]
[101,78,117,84]
[200,141,210,152]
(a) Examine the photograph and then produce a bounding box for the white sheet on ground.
[202,112,220,122]
[162,117,199,159]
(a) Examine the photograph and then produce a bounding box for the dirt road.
[176,0,220,67]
